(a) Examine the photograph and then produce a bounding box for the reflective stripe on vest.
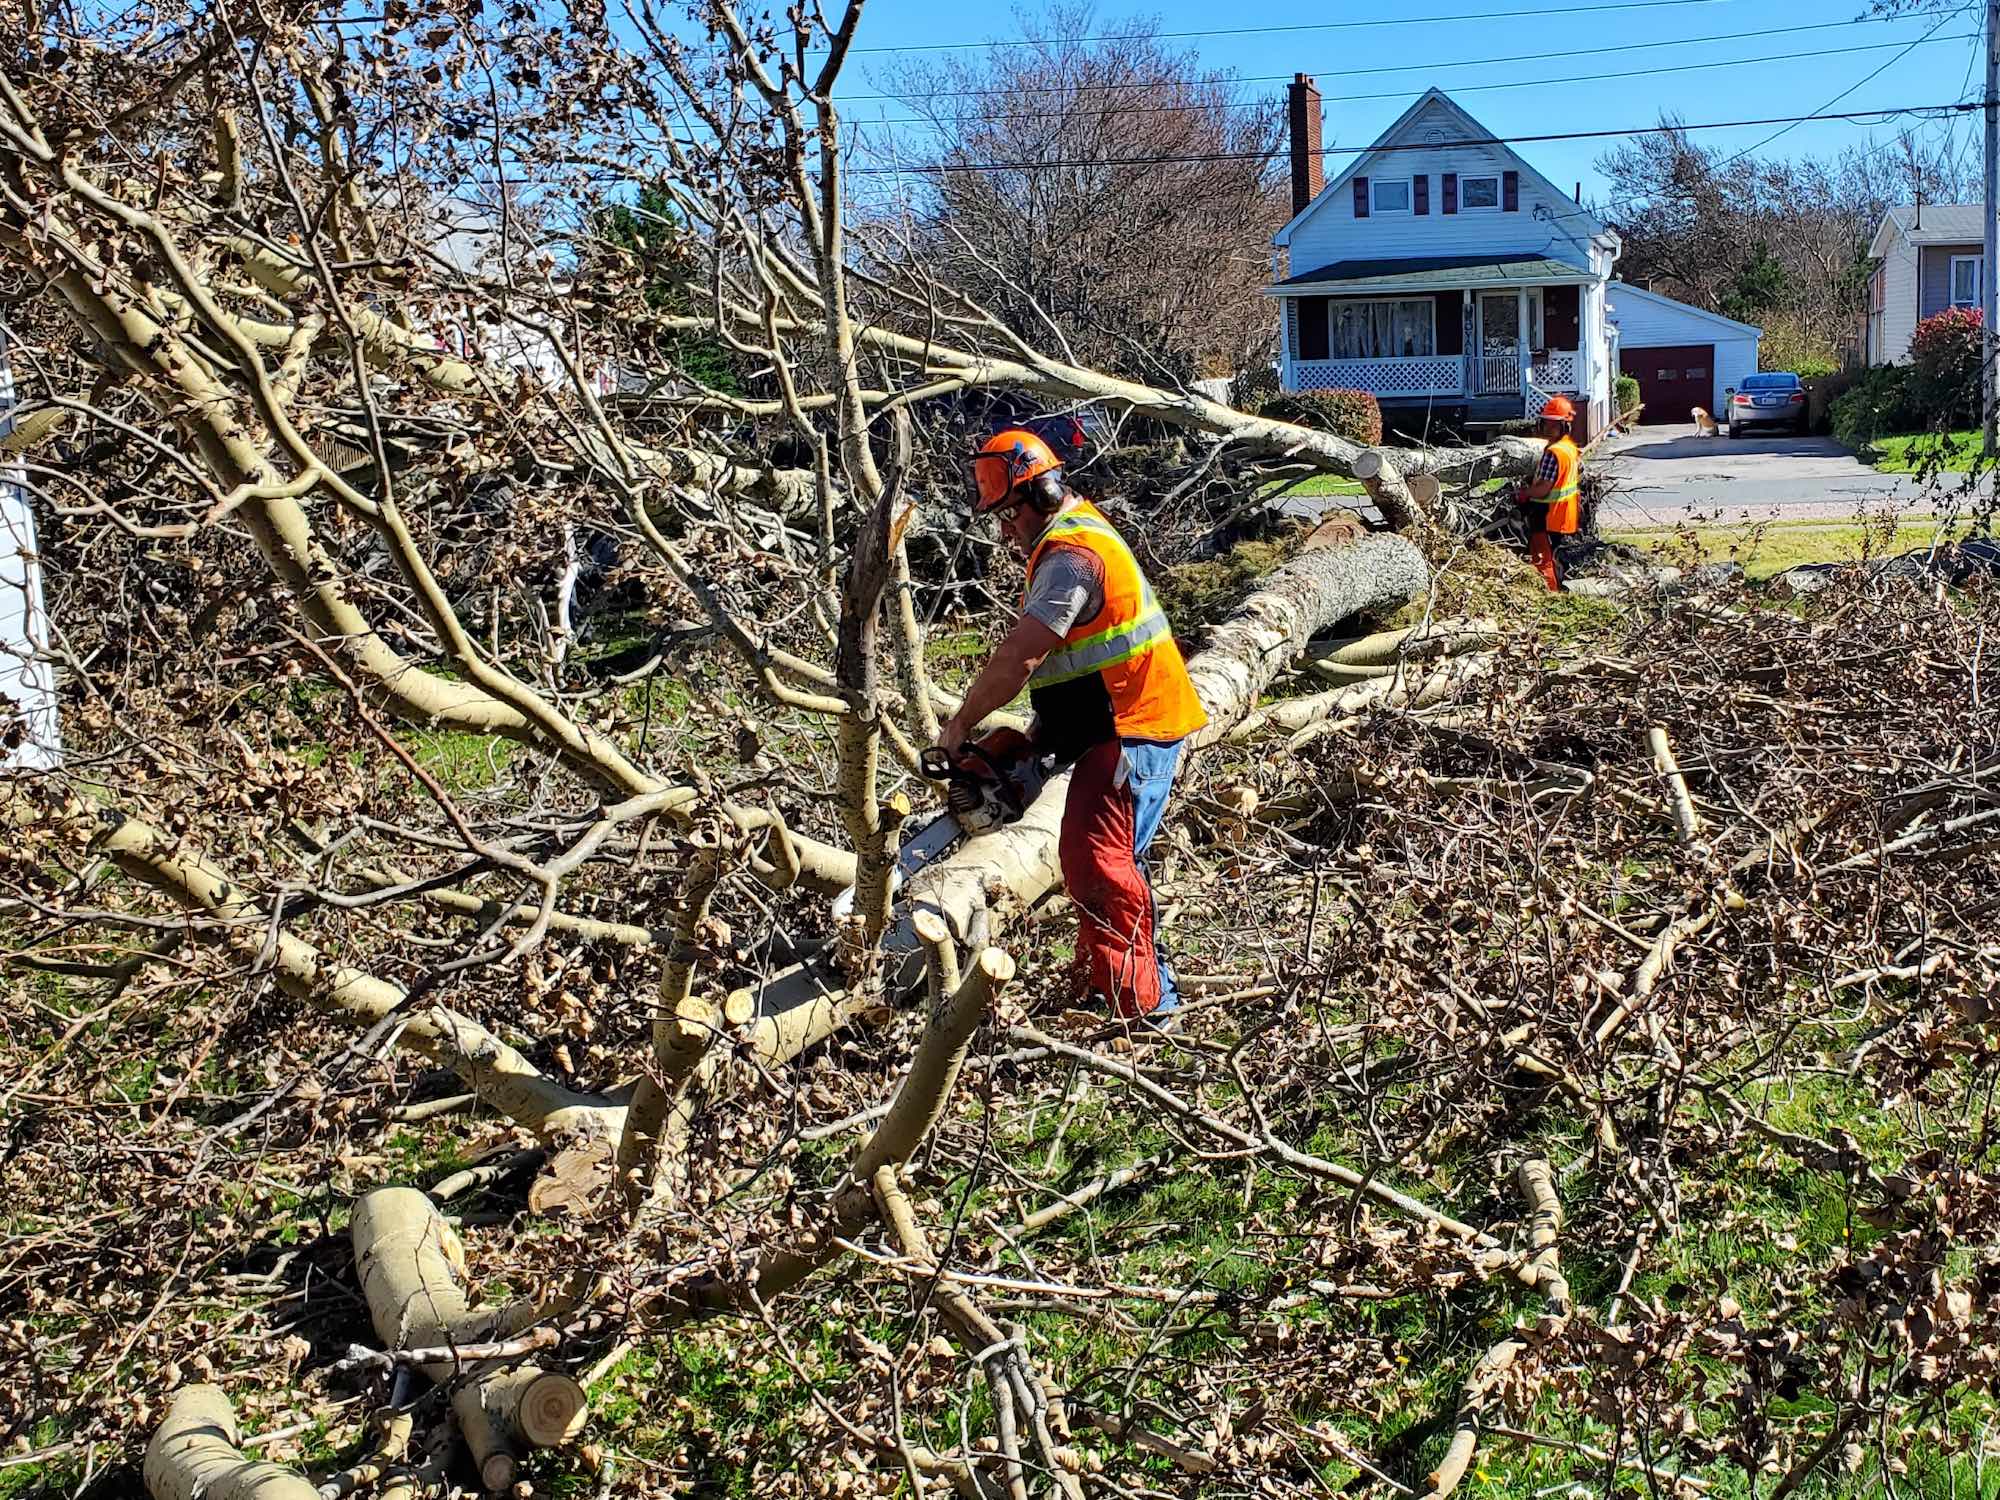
[1030,598,1172,686]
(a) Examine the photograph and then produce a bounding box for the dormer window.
[1370,178,1412,214]
[1459,174,1501,210]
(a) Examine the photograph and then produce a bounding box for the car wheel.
[1728,423,1742,439]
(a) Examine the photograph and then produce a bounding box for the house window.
[1330,299,1436,359]
[1370,178,1413,214]
[1951,254,1984,308]
[1656,369,1676,381]
[1686,367,1707,381]
[1459,174,1501,210]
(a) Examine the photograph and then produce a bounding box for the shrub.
[1829,364,1916,449]
[1789,356,1841,381]
[1908,307,1983,425]
[1615,374,1641,420]
[1258,389,1383,447]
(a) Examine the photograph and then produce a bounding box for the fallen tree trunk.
[143,1386,318,1500]
[350,1188,587,1491]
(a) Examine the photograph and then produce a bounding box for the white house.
[1864,203,1985,366]
[2,322,61,770]
[1270,82,1622,440]
[1605,281,1761,422]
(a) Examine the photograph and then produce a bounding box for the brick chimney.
[1288,73,1323,216]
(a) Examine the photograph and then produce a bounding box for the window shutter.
[1442,173,1457,214]
[1353,177,1369,218]
[1298,296,1330,360]
[1413,175,1428,216]
[1502,171,1519,212]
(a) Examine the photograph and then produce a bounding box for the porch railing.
[1288,355,1463,399]
[1477,355,1520,394]
[1472,350,1582,398]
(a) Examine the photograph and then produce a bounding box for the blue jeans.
[1117,738,1184,1015]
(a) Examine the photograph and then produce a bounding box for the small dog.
[1691,406,1720,437]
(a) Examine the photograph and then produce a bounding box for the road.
[1593,424,1991,527]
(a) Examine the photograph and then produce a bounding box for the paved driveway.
[1595,424,1988,525]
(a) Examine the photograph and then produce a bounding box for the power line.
[837,11,1907,104]
[824,0,1745,55]
[846,100,1978,175]
[852,31,1972,129]
[1718,1,1974,165]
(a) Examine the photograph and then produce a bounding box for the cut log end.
[721,988,756,1026]
[479,1451,517,1492]
[911,909,951,944]
[975,947,1016,985]
[515,1371,590,1447]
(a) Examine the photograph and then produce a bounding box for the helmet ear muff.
[1024,471,1066,513]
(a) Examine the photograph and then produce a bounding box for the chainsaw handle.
[922,740,1015,782]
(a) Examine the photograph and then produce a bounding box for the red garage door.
[1620,344,1715,425]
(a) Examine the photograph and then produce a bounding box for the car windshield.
[1741,374,1799,390]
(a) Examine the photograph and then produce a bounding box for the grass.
[1604,517,1963,580]
[1866,429,1982,474]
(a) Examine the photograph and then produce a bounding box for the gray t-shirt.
[1023,543,1106,637]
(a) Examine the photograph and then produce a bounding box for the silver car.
[1727,372,1808,436]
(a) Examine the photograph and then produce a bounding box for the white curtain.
[1330,300,1435,359]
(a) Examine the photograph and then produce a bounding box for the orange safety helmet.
[1538,395,1577,423]
[972,428,1062,513]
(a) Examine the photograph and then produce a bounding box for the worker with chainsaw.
[935,428,1208,1021]
[1512,395,1582,591]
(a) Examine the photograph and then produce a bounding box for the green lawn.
[1867,429,1983,473]
[1605,517,1960,580]
[1262,473,1366,498]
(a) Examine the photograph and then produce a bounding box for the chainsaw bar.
[893,810,966,881]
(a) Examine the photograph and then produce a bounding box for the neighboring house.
[1864,204,1985,365]
[1606,282,1762,423]
[1270,82,1623,440]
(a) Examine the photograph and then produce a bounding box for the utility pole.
[1985,0,1997,456]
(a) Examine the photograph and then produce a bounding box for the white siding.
[1875,233,1921,364]
[1,324,59,769]
[1711,337,1760,413]
[1287,98,1594,275]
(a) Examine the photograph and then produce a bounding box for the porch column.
[1462,288,1473,397]
[1517,286,1531,414]
[1279,296,1293,393]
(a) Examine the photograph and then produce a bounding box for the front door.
[1477,292,1520,394]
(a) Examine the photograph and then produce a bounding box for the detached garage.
[1606,281,1761,425]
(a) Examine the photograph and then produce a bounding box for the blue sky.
[826,0,1984,206]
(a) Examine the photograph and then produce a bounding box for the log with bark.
[349,1188,587,1490]
[143,1386,319,1500]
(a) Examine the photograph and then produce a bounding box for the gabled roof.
[1872,204,1987,256]
[1272,87,1609,251]
[1605,280,1761,338]
[1272,254,1592,295]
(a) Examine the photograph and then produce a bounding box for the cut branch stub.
[143,1386,319,1500]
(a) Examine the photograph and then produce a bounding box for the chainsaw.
[829,733,1054,921]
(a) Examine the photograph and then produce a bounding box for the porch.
[1271,254,1596,418]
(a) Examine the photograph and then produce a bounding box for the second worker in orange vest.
[1513,395,1582,592]
[938,428,1208,1021]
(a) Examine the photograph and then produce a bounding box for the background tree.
[880,4,1286,383]
[1598,121,1973,372]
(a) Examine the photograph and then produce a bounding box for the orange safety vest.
[1023,501,1208,746]
[1543,434,1581,534]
